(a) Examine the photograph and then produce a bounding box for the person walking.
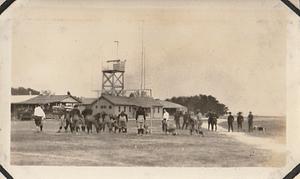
[136,107,146,135]
[237,112,244,132]
[33,105,46,132]
[247,111,254,132]
[162,109,169,133]
[227,112,234,132]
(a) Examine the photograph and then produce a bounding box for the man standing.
[81,106,93,134]
[118,111,128,133]
[102,112,111,132]
[174,111,181,129]
[70,105,82,134]
[136,107,146,135]
[57,106,66,133]
[227,112,234,132]
[182,111,190,130]
[33,105,46,132]
[248,111,254,132]
[162,109,169,133]
[237,112,244,132]
[207,110,214,131]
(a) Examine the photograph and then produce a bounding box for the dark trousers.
[182,121,188,130]
[228,121,233,132]
[248,122,253,132]
[175,120,180,129]
[64,120,71,131]
[237,122,243,132]
[162,119,167,132]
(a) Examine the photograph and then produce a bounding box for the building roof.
[11,95,39,104]
[18,95,81,104]
[158,100,187,110]
[80,98,97,105]
[99,94,163,107]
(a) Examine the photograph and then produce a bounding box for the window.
[124,106,126,112]
[119,106,121,112]
[158,107,160,113]
[109,105,112,109]
[129,106,131,112]
[95,105,98,109]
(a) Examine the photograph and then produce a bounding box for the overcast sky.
[9,0,287,116]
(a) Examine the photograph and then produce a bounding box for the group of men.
[57,105,129,134]
[163,110,204,136]
[227,111,254,132]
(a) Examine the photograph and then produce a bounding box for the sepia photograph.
[1,0,300,178]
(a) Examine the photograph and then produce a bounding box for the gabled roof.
[18,95,81,104]
[158,100,187,109]
[100,95,136,106]
[11,95,39,104]
[98,94,163,107]
[80,98,97,105]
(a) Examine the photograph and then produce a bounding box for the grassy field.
[218,116,286,144]
[11,119,285,167]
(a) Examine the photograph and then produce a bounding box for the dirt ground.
[11,118,286,167]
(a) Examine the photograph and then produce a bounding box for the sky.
[8,0,287,116]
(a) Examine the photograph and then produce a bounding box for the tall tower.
[102,60,126,96]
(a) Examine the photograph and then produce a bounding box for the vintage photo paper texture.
[0,0,300,178]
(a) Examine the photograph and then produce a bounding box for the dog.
[253,125,266,132]
[144,124,151,134]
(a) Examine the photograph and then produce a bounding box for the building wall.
[114,105,135,118]
[152,106,163,119]
[91,98,114,115]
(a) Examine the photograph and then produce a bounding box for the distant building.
[11,95,39,119]
[158,100,187,115]
[12,94,81,119]
[89,94,187,119]
[90,94,163,118]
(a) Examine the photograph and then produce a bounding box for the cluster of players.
[32,104,205,136]
[32,104,254,135]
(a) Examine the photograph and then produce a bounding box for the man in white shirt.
[162,109,169,133]
[33,105,46,132]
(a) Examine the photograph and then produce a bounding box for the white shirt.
[163,111,169,121]
[34,106,46,119]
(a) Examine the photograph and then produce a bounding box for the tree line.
[166,94,228,116]
[11,87,40,95]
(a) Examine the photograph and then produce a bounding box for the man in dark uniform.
[174,111,181,129]
[206,110,214,131]
[227,112,234,132]
[70,105,82,134]
[237,112,244,132]
[247,111,254,132]
[136,107,146,135]
[81,106,94,134]
[93,112,103,133]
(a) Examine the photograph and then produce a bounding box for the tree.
[41,90,55,96]
[166,94,228,116]
[11,87,40,95]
